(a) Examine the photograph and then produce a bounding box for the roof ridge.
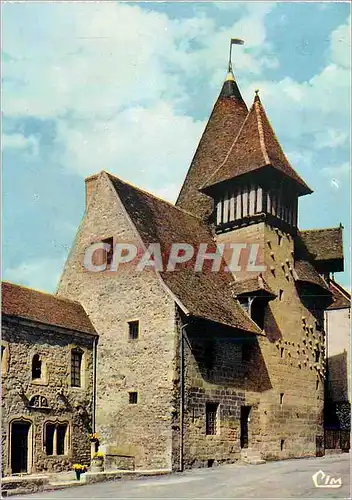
[201,103,253,189]
[300,226,343,233]
[104,171,202,221]
[330,279,351,299]
[2,281,83,307]
[255,98,270,165]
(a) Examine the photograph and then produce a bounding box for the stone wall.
[57,173,178,470]
[217,222,325,459]
[175,311,252,469]
[1,317,94,476]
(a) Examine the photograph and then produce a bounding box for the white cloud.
[56,102,205,182]
[321,162,350,179]
[2,133,39,155]
[330,15,351,68]
[4,257,66,293]
[314,129,349,149]
[2,2,277,119]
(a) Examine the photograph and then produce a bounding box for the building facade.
[56,67,346,470]
[324,279,351,450]
[1,282,98,476]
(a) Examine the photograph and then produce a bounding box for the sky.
[2,1,351,292]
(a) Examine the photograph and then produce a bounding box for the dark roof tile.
[299,227,344,263]
[327,280,351,310]
[2,282,96,335]
[176,73,248,220]
[202,95,312,195]
[107,173,262,335]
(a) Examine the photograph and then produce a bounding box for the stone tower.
[57,62,344,468]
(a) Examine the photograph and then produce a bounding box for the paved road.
[16,454,350,499]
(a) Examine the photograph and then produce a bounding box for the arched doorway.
[10,420,32,474]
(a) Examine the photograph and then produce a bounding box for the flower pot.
[90,458,104,473]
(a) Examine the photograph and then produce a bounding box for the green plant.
[93,451,104,459]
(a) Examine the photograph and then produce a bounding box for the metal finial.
[255,89,260,96]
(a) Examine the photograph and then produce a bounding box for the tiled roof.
[201,94,312,195]
[292,261,330,291]
[231,275,276,298]
[299,227,344,263]
[176,72,248,220]
[107,173,262,335]
[327,280,351,310]
[2,282,96,335]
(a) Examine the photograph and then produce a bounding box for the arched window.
[32,354,42,379]
[71,348,83,387]
[44,422,68,456]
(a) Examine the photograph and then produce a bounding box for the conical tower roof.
[176,70,248,219]
[201,93,312,195]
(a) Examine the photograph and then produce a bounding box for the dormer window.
[234,277,276,331]
[238,296,266,330]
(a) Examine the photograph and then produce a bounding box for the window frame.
[128,320,140,341]
[205,402,219,436]
[70,347,84,388]
[43,421,69,457]
[128,391,138,404]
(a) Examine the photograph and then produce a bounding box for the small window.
[129,392,138,404]
[1,345,5,361]
[242,343,251,362]
[278,234,282,246]
[316,379,319,390]
[280,393,284,405]
[45,423,55,455]
[92,237,113,268]
[206,402,219,435]
[56,424,67,455]
[128,321,139,340]
[71,348,83,387]
[45,422,68,456]
[280,347,284,359]
[280,439,285,451]
[32,354,42,379]
[102,237,114,267]
[279,289,284,301]
[315,350,320,363]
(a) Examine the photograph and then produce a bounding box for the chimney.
[85,174,99,208]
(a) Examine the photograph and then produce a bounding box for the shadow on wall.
[184,319,272,392]
[264,304,282,343]
[326,350,349,402]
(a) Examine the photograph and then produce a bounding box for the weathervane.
[228,38,244,73]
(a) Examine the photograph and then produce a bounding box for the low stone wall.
[1,475,49,496]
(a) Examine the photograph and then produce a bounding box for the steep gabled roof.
[299,227,344,263]
[107,173,262,335]
[231,275,276,298]
[2,282,97,335]
[176,71,248,220]
[202,94,312,195]
[327,280,351,310]
[292,261,330,292]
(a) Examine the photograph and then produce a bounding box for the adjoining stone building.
[324,278,351,450]
[57,66,346,469]
[1,282,98,476]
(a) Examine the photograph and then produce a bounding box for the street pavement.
[15,454,350,499]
